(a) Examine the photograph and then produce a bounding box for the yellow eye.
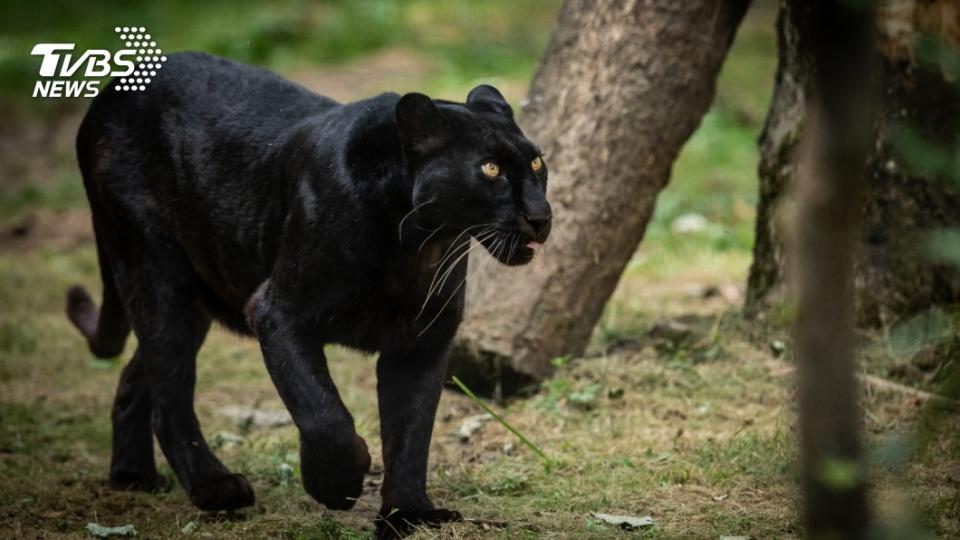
[531,156,543,172]
[481,161,500,178]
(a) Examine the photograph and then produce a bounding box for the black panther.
[65,51,551,536]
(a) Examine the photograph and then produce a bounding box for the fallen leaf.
[589,512,654,531]
[671,213,709,234]
[717,284,742,303]
[649,320,693,344]
[277,462,295,486]
[453,414,491,442]
[218,406,292,428]
[568,384,600,409]
[86,523,136,538]
[210,431,245,450]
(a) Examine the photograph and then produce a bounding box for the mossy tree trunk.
[746,0,960,326]
[450,0,752,397]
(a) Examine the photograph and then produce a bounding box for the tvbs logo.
[31,27,166,98]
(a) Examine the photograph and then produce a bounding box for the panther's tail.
[66,246,130,359]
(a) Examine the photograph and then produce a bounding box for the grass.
[450,376,551,467]
[3,2,960,539]
[3,241,958,538]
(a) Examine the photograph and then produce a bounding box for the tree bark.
[792,0,873,535]
[448,0,752,398]
[747,0,960,325]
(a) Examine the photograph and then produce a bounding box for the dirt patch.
[288,48,437,102]
[0,209,93,252]
[287,47,531,104]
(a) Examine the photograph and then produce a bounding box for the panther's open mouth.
[475,231,542,266]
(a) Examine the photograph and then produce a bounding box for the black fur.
[67,51,551,536]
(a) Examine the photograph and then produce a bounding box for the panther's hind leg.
[108,348,164,492]
[115,247,255,511]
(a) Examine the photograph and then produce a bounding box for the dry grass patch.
[2,227,959,539]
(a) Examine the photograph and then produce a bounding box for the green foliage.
[915,33,960,80]
[893,125,960,182]
[0,0,560,111]
[816,457,863,491]
[889,35,960,299]
[925,229,960,267]
[537,375,572,412]
[887,307,956,357]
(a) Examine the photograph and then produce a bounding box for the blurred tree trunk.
[449,0,751,397]
[746,0,960,325]
[792,0,873,536]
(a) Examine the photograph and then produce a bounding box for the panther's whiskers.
[398,198,435,242]
[418,225,494,319]
[421,231,478,302]
[434,229,497,296]
[417,234,501,338]
[431,224,488,269]
[417,224,444,253]
[425,230,483,299]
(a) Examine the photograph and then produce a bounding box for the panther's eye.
[531,156,544,172]
[481,161,500,179]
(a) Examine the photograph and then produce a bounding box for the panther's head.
[395,85,552,266]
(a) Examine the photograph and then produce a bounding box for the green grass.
[651,110,761,252]
[0,175,87,220]
[2,225,958,539]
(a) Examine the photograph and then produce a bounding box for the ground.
[2,2,959,539]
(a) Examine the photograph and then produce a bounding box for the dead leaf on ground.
[85,522,136,538]
[218,406,292,428]
[589,512,654,531]
[453,414,491,442]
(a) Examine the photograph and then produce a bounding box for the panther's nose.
[523,213,552,239]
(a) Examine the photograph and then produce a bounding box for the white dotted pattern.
[114,26,166,92]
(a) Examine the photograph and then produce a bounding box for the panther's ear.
[466,84,513,118]
[395,93,448,157]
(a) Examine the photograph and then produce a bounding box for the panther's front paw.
[301,433,371,510]
[374,507,464,539]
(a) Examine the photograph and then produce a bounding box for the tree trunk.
[747,0,960,326]
[792,0,873,535]
[449,0,751,397]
